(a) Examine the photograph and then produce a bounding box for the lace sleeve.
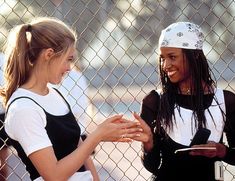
[140,90,160,131]
[222,90,235,165]
[140,90,161,174]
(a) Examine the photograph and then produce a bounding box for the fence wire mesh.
[0,0,235,180]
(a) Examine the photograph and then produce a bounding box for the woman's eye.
[170,56,176,60]
[68,58,74,62]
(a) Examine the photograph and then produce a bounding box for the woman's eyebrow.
[160,52,176,57]
[68,55,74,59]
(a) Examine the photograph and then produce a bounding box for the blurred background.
[0,0,235,180]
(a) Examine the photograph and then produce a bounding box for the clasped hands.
[97,112,152,143]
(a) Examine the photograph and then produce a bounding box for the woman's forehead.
[159,47,182,55]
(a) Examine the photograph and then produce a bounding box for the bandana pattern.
[159,22,204,50]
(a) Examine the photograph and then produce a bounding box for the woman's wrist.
[91,129,103,143]
[142,133,154,152]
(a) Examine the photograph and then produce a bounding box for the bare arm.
[78,138,100,181]
[84,156,100,181]
[29,115,142,181]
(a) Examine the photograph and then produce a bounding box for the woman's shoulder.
[142,89,161,106]
[213,88,235,113]
[8,88,35,105]
[7,88,50,111]
[223,89,235,96]
[222,89,235,107]
[144,89,161,98]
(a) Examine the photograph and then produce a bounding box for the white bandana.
[159,22,204,50]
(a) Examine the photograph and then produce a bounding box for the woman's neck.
[21,78,49,96]
[178,82,214,95]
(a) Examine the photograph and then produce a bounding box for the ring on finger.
[121,134,126,139]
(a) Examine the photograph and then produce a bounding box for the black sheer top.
[141,89,235,181]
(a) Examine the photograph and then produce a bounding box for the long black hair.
[156,49,217,133]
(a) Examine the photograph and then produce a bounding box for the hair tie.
[26,24,32,32]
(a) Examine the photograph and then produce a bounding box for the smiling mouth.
[167,70,177,77]
[62,72,69,77]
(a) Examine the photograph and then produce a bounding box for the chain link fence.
[0,0,235,180]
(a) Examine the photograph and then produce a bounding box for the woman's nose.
[162,59,171,71]
[67,63,72,71]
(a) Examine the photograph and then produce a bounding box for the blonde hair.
[1,17,77,106]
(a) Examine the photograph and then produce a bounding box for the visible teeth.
[168,71,177,76]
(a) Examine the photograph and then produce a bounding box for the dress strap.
[52,88,72,111]
[6,88,72,115]
[6,96,45,115]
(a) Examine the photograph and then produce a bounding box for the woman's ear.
[44,48,54,61]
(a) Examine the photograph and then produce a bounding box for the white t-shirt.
[5,87,70,156]
[165,88,225,146]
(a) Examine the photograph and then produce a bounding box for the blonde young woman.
[1,17,143,181]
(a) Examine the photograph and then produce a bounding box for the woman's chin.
[169,78,178,83]
[49,80,61,85]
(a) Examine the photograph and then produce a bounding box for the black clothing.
[0,113,11,148]
[141,89,235,181]
[6,91,85,180]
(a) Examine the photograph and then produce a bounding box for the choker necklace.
[179,87,214,95]
[179,88,191,95]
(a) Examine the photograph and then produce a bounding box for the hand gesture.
[132,112,153,143]
[189,141,227,158]
[94,114,143,142]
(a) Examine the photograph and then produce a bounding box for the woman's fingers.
[100,113,153,143]
[98,114,142,142]
[189,148,216,158]
[133,112,151,132]
[107,114,123,123]
[116,123,143,142]
[189,142,227,158]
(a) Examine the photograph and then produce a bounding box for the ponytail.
[1,24,32,106]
